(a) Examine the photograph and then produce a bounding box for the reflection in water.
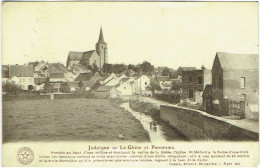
[120,102,167,143]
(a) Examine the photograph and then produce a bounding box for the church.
[66,27,108,71]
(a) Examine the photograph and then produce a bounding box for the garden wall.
[160,105,258,140]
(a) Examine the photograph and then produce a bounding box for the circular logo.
[17,147,34,165]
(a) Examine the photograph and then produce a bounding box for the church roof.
[68,50,95,61]
[97,27,106,43]
[68,51,84,60]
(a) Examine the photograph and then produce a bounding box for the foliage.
[171,80,182,91]
[103,63,113,74]
[154,92,181,104]
[140,61,154,76]
[92,63,99,74]
[201,65,206,70]
[60,82,70,93]
[43,77,53,93]
[78,80,84,89]
[147,79,161,91]
[162,68,171,76]
[2,81,23,95]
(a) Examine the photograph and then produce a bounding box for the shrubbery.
[2,81,23,95]
[154,92,181,104]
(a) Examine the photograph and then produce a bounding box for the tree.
[92,63,99,74]
[113,64,126,74]
[171,80,182,91]
[162,68,171,76]
[201,65,206,70]
[78,80,84,90]
[2,81,23,95]
[60,82,70,93]
[140,61,154,76]
[43,77,53,93]
[103,63,113,74]
[148,79,162,92]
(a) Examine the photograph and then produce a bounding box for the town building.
[6,65,35,90]
[66,27,108,70]
[134,75,151,96]
[95,86,119,98]
[156,76,172,91]
[211,52,259,120]
[116,77,135,96]
[181,69,212,103]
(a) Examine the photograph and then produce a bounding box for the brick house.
[211,52,259,120]
[181,69,212,103]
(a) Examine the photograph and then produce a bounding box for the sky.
[2,2,259,69]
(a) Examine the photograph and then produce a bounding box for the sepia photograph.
[1,1,259,167]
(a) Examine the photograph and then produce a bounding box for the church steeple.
[95,26,108,69]
[98,27,105,43]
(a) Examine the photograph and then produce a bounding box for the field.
[3,99,150,143]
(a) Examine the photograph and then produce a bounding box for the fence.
[229,100,245,118]
[2,92,93,101]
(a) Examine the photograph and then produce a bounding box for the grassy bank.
[3,99,150,143]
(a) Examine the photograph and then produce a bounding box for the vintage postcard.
[1,1,259,167]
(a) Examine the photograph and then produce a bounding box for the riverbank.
[129,99,188,141]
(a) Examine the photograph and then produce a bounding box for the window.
[241,77,246,88]
[188,77,192,84]
[240,94,246,101]
[198,76,202,84]
[188,89,193,98]
[23,79,25,82]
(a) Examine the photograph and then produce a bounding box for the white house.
[156,76,172,91]
[49,73,67,83]
[8,65,35,90]
[134,75,151,95]
[101,73,118,85]
[116,77,135,96]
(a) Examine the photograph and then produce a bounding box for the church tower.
[96,27,108,69]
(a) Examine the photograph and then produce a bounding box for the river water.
[120,102,186,142]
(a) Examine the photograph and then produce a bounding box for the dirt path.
[3,99,150,143]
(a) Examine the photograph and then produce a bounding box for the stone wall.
[160,105,258,140]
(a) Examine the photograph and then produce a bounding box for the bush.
[2,81,23,95]
[154,92,181,104]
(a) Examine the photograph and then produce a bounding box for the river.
[120,102,187,142]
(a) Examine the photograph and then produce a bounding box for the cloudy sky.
[2,2,258,69]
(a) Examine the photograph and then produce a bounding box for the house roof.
[51,83,61,89]
[178,67,197,71]
[73,64,90,71]
[216,52,259,70]
[9,65,34,77]
[49,73,64,78]
[202,84,212,98]
[74,73,92,81]
[121,78,130,83]
[96,86,113,92]
[2,65,9,78]
[82,81,95,88]
[48,63,69,73]
[68,81,79,87]
[157,76,170,81]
